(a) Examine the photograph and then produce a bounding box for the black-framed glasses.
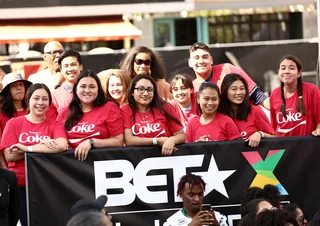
[134,87,154,94]
[45,50,64,56]
[134,59,152,66]
[297,216,306,225]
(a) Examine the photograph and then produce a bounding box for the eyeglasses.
[45,50,64,56]
[297,216,306,225]
[134,87,154,94]
[134,59,152,66]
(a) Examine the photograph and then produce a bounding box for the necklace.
[138,110,149,122]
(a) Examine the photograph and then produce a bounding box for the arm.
[4,148,24,162]
[158,129,186,155]
[0,152,7,168]
[124,128,155,146]
[249,86,269,108]
[312,123,320,136]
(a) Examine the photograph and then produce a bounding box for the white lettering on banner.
[276,111,302,124]
[69,122,95,133]
[19,133,50,143]
[240,131,247,139]
[132,123,161,135]
[94,155,235,207]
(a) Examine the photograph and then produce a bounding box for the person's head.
[277,55,306,118]
[255,209,299,226]
[282,203,307,226]
[177,174,206,213]
[188,42,213,77]
[242,199,275,217]
[219,73,250,120]
[43,41,64,72]
[197,82,220,116]
[58,50,83,85]
[70,195,108,217]
[240,184,281,216]
[66,211,113,226]
[98,69,131,105]
[169,74,194,108]
[73,70,106,109]
[119,46,166,80]
[25,83,52,116]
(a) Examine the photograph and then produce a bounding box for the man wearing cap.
[28,41,64,91]
[70,195,112,226]
[0,72,32,169]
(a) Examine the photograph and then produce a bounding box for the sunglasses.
[134,59,152,66]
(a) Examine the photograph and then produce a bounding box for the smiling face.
[197,87,220,116]
[76,77,98,107]
[132,78,154,110]
[9,81,26,102]
[108,75,123,102]
[227,79,246,106]
[188,49,213,78]
[278,59,301,86]
[60,56,82,85]
[29,88,50,116]
[171,79,193,107]
[133,52,152,76]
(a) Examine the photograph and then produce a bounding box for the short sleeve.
[253,106,275,135]
[164,103,183,135]
[0,119,19,150]
[120,104,134,129]
[225,117,240,140]
[52,121,67,139]
[105,102,124,137]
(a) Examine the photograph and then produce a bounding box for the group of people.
[0,40,319,226]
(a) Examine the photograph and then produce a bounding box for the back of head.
[66,211,108,226]
[255,209,299,226]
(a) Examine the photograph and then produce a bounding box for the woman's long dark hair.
[0,81,31,118]
[127,74,181,125]
[219,73,251,120]
[119,46,166,80]
[65,70,107,131]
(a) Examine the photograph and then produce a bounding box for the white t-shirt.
[28,69,56,90]
[163,209,228,226]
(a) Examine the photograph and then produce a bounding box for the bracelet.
[152,137,158,145]
[28,146,33,152]
[258,131,265,138]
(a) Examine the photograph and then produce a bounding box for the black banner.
[0,0,183,8]
[26,136,320,226]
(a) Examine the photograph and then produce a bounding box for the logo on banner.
[94,154,236,206]
[242,149,288,195]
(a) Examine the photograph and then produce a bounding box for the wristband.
[258,131,264,138]
[28,146,33,152]
[152,137,158,145]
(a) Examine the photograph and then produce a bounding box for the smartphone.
[201,204,212,211]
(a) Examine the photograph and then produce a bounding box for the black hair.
[196,82,220,115]
[25,83,52,113]
[242,198,273,217]
[58,49,83,66]
[219,73,251,120]
[240,185,281,216]
[254,209,299,226]
[65,70,107,131]
[282,203,300,218]
[0,81,31,118]
[177,174,206,196]
[127,74,181,126]
[66,211,108,226]
[278,55,306,119]
[189,42,210,54]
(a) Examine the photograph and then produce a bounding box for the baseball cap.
[0,72,32,95]
[70,195,108,217]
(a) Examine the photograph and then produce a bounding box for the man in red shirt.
[188,42,269,109]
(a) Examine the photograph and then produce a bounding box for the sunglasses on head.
[134,59,152,66]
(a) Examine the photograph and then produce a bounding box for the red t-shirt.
[186,112,240,142]
[169,95,198,132]
[121,103,183,138]
[0,110,27,136]
[270,82,320,136]
[193,64,257,94]
[0,116,67,186]
[234,105,275,139]
[57,101,124,149]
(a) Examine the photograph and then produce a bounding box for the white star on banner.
[196,155,235,198]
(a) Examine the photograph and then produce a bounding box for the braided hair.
[177,174,206,196]
[278,55,306,119]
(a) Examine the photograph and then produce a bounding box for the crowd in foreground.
[0,41,319,226]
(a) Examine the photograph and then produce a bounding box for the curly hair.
[255,209,299,226]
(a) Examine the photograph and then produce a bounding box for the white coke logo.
[69,123,95,133]
[276,111,302,124]
[19,133,50,143]
[132,123,161,135]
[240,131,247,139]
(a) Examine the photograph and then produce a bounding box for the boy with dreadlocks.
[163,174,228,226]
[270,55,320,137]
